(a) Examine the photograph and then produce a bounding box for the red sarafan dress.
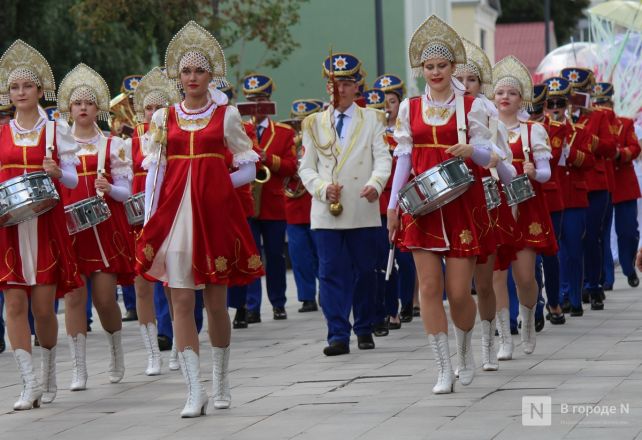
[136,102,264,288]
[507,121,558,256]
[59,131,135,284]
[396,94,494,261]
[0,120,82,296]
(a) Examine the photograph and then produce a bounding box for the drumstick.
[96,136,107,198]
[45,121,54,159]
[385,230,396,281]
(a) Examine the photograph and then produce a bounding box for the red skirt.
[0,189,83,298]
[513,185,558,256]
[492,192,524,271]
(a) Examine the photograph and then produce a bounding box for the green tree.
[497,0,591,44]
[1,0,307,96]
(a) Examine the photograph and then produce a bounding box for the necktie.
[257,125,265,143]
[336,113,346,138]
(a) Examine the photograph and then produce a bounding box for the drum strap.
[455,95,467,145]
[520,123,530,163]
[45,121,54,158]
[488,117,499,180]
[96,136,108,197]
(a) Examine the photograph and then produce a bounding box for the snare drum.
[0,171,60,227]
[398,157,475,216]
[482,176,502,210]
[64,196,111,235]
[124,192,145,225]
[503,174,536,206]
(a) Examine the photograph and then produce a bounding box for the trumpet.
[283,136,307,199]
[109,92,136,137]
[252,164,271,217]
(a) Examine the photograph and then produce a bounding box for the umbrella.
[533,42,599,83]
[590,0,642,32]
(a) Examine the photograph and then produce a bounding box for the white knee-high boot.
[454,326,475,386]
[105,330,125,383]
[428,333,455,394]
[68,334,87,391]
[211,346,231,409]
[519,304,536,354]
[496,308,513,360]
[41,346,58,403]
[481,319,499,371]
[178,347,208,418]
[13,349,43,410]
[140,323,162,376]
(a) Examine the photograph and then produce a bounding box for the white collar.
[258,117,269,129]
[333,102,356,119]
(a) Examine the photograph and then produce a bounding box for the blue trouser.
[583,190,609,293]
[0,292,5,342]
[397,250,416,307]
[247,219,287,312]
[542,210,563,308]
[286,223,318,302]
[560,208,587,308]
[121,284,137,311]
[314,227,378,344]
[152,282,204,339]
[375,216,400,321]
[602,201,615,287]
[614,200,640,277]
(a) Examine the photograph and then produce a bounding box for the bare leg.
[172,288,199,353]
[90,272,122,333]
[135,276,156,325]
[165,286,174,320]
[64,279,88,337]
[445,257,477,331]
[512,248,538,308]
[4,289,32,351]
[203,284,230,348]
[30,285,58,349]
[413,250,446,334]
[493,270,510,311]
[473,254,497,321]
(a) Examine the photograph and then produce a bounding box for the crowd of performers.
[0,15,640,416]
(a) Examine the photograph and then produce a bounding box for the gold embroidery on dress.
[247,254,262,270]
[176,114,212,129]
[528,222,543,236]
[508,130,520,143]
[80,144,97,154]
[143,243,155,262]
[118,148,126,161]
[552,137,562,148]
[424,106,453,121]
[459,229,473,245]
[215,256,228,272]
[13,130,40,143]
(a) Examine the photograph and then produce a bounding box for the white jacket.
[299,105,391,230]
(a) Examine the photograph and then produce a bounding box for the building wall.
[452,1,499,62]
[229,0,406,120]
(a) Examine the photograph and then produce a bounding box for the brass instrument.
[252,164,271,218]
[283,129,307,199]
[109,92,136,137]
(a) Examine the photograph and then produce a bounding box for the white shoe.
[519,304,536,354]
[105,330,125,383]
[178,348,208,418]
[140,323,162,376]
[13,349,43,410]
[481,319,499,371]
[454,326,475,386]
[496,308,513,361]
[68,334,87,391]
[41,346,57,403]
[428,333,454,394]
[212,346,231,409]
[169,338,180,371]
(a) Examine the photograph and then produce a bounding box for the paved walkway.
[1,269,642,440]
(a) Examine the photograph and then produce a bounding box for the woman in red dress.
[136,21,263,417]
[454,39,519,373]
[492,56,557,358]
[57,63,135,390]
[127,67,180,376]
[0,40,82,409]
[387,15,495,394]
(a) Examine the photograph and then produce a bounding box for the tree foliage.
[497,0,591,44]
[0,0,307,95]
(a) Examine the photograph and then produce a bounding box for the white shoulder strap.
[45,121,55,158]
[96,135,108,197]
[520,122,530,163]
[488,117,499,180]
[455,94,467,144]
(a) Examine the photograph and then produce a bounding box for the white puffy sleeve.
[531,123,552,161]
[55,119,80,166]
[141,108,168,170]
[223,105,260,167]
[468,98,493,150]
[392,98,412,157]
[109,136,133,181]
